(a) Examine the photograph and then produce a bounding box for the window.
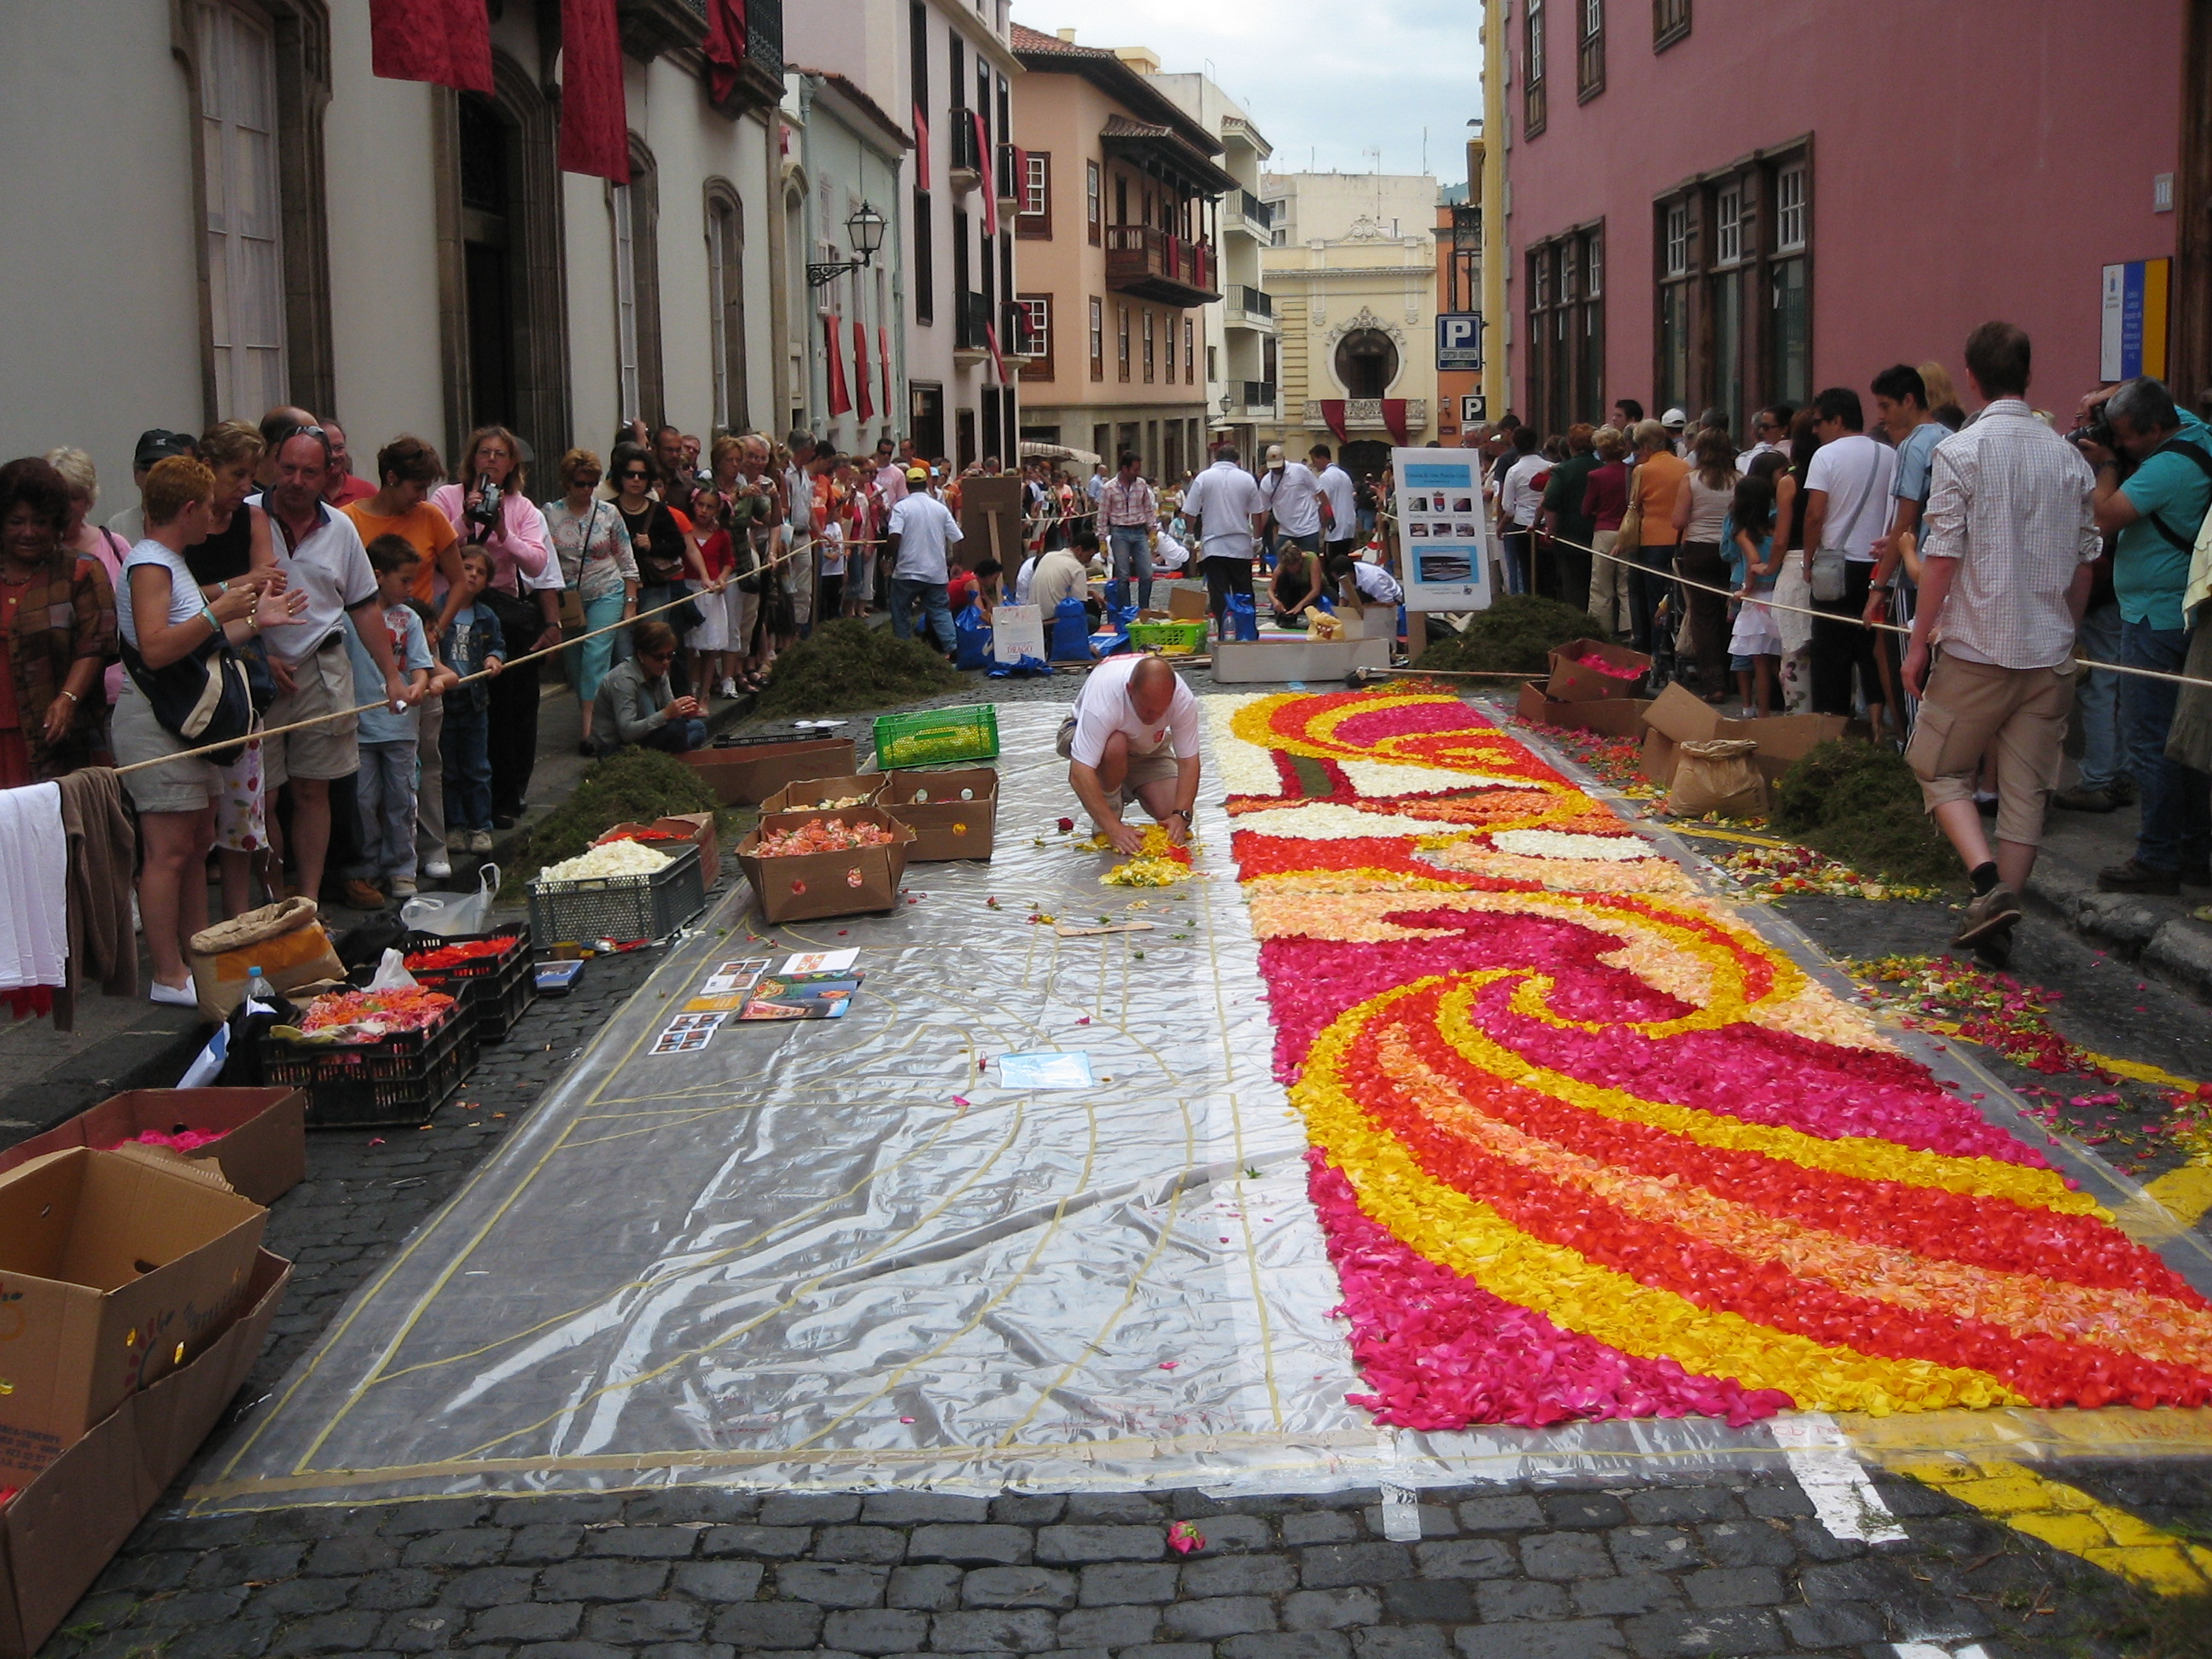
[1024,152,1050,217]
[1714,184,1742,265]
[1522,0,1547,137]
[1524,222,1604,434]
[1653,0,1690,49]
[198,0,288,417]
[912,186,934,323]
[1775,163,1806,252]
[611,182,640,422]
[1089,295,1104,379]
[1086,160,1103,244]
[1334,328,1398,399]
[1662,200,1688,278]
[1143,310,1155,381]
[1184,317,1195,384]
[1208,344,1219,382]
[1017,294,1052,381]
[1117,304,1131,380]
[705,187,748,432]
[1578,0,1604,99]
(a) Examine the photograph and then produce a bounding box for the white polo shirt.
[1182,459,1265,563]
[1066,654,1200,765]
[1261,462,1324,537]
[251,493,379,665]
[888,492,963,582]
[1317,463,1359,542]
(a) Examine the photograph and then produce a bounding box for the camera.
[465,472,502,535]
[2067,417,2116,452]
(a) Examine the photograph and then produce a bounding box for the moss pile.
[1415,595,1610,678]
[1771,739,1959,890]
[754,618,965,718]
[500,748,729,897]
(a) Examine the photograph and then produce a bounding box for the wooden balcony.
[1104,225,1219,307]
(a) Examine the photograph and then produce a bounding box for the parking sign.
[1435,312,1483,371]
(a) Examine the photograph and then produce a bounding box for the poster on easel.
[1389,447,1494,613]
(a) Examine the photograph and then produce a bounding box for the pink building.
[1497,0,2185,435]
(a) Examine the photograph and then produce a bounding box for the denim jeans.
[1499,529,1531,597]
[442,705,492,834]
[889,577,956,654]
[1109,527,1155,609]
[1628,545,1676,655]
[2074,602,2124,791]
[2121,617,2212,872]
[641,716,707,754]
[352,739,419,881]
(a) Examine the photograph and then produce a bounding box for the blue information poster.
[1390,448,1494,613]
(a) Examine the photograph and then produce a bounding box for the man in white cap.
[1260,442,1324,568]
[1661,406,1690,457]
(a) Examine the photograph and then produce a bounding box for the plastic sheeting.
[187,701,2212,1516]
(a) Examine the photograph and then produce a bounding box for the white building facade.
[0,0,784,494]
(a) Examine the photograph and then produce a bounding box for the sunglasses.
[619,469,651,480]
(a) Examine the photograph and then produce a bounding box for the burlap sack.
[189,897,347,1023]
[1667,736,1764,819]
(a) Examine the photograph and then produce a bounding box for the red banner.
[913,107,930,190]
[1381,399,1411,446]
[985,322,1009,388]
[973,110,997,237]
[369,0,492,95]
[854,318,875,422]
[557,0,628,181]
[880,322,894,419]
[1319,400,1350,444]
[826,312,853,417]
[701,0,748,105]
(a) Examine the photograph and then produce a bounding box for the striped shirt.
[1100,474,1157,529]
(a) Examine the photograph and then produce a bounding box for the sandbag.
[1666,737,1764,819]
[189,896,346,1023]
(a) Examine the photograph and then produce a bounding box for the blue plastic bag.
[987,653,1051,678]
[953,602,992,670]
[1049,596,1095,661]
[1225,592,1260,642]
[1106,578,1129,611]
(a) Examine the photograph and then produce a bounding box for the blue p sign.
[1435,312,1483,370]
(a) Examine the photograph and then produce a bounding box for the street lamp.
[806,201,888,287]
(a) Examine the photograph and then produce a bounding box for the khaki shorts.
[1906,653,2075,847]
[263,637,361,789]
[111,675,223,814]
[1058,715,1179,805]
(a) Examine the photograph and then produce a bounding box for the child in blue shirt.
[342,536,435,906]
[440,547,507,854]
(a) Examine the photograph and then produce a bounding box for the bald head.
[1128,655,1179,723]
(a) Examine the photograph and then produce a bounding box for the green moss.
[500,747,731,897]
[1771,738,1959,889]
[754,618,965,718]
[1414,595,1610,678]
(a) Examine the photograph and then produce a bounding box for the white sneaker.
[390,877,419,897]
[469,830,493,853]
[150,975,198,1008]
[421,859,451,881]
[718,678,738,699]
[447,830,470,852]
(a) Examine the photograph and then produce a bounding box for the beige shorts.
[111,675,224,815]
[1058,716,1179,804]
[1906,653,2075,847]
[263,637,361,789]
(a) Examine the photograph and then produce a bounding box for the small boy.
[341,536,435,908]
[441,546,506,855]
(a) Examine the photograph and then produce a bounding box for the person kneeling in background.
[593,618,706,757]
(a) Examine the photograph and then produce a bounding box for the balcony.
[649,0,780,113]
[1224,284,1273,331]
[1232,380,1277,418]
[1104,225,1219,306]
[946,107,982,190]
[996,143,1022,208]
[1234,189,1274,240]
[954,291,991,364]
[1000,301,1038,362]
[1301,398,1431,433]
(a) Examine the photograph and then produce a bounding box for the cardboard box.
[1544,637,1653,702]
[0,1089,306,1208]
[0,1249,290,1659]
[682,736,856,806]
[1209,635,1392,684]
[736,806,918,923]
[1515,681,1656,742]
[0,1147,266,1468]
[1167,585,1210,621]
[1333,608,1396,642]
[756,776,884,817]
[593,811,719,880]
[1638,682,1848,798]
[879,766,999,861]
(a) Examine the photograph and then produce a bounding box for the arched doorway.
[1342,439,1392,483]
[1334,328,1399,399]
[458,94,516,431]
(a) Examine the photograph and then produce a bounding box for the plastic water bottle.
[245,966,272,1010]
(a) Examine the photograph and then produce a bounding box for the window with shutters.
[1086,160,1103,245]
[197,0,288,417]
[1090,295,1104,379]
[1017,150,1051,238]
[1653,0,1690,49]
[1523,221,1604,435]
[612,182,641,423]
[1017,294,1052,381]
[1184,317,1195,384]
[1523,0,1547,138]
[1117,304,1131,381]
[1577,0,1604,100]
[1143,310,1155,382]
[705,184,748,432]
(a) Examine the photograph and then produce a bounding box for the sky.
[1007,0,1483,183]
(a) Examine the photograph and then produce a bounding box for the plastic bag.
[987,654,1052,678]
[953,602,992,671]
[1048,597,1095,662]
[399,862,499,939]
[1225,592,1260,642]
[1667,737,1763,819]
[365,948,421,993]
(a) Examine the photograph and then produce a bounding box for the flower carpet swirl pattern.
[1216,689,2212,1429]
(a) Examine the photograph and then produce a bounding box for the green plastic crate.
[873,703,1001,770]
[1127,620,1208,655]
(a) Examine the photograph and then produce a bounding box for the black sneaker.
[2097,859,2181,895]
[2052,786,2118,813]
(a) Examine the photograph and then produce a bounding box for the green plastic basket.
[1127,620,1208,655]
[872,704,1001,770]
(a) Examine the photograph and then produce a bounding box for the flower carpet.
[1217,687,2212,1432]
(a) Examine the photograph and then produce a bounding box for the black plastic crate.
[402,925,537,1044]
[260,1000,477,1129]
[528,841,707,946]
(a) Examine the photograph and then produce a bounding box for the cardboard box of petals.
[876,766,999,861]
[736,806,919,923]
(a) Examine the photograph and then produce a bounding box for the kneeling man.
[1057,655,1200,855]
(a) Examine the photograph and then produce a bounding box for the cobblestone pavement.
[33,680,2212,1659]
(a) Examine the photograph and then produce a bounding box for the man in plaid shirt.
[1100,452,1159,609]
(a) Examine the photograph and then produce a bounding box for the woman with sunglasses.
[608,441,710,697]
[591,618,704,757]
[431,426,554,826]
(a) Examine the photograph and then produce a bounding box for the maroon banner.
[1381,399,1411,446]
[913,106,929,190]
[369,0,492,95]
[558,0,628,181]
[973,110,997,237]
[1319,399,1350,444]
[827,312,853,417]
[854,319,875,422]
[701,0,748,105]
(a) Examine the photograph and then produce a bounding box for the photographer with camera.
[2076,375,2212,894]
